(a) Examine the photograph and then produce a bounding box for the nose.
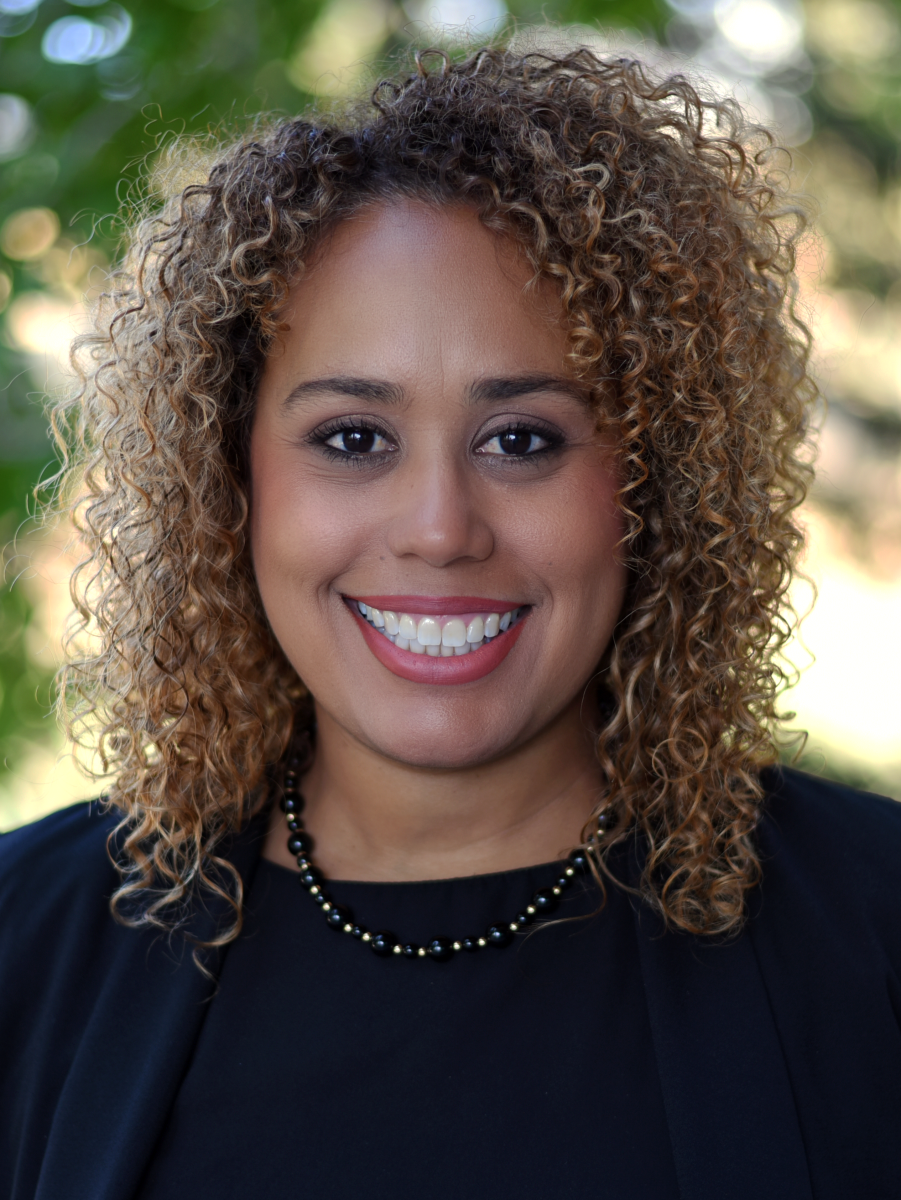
[385,454,494,567]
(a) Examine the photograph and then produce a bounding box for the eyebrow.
[281,372,588,410]
[282,376,404,409]
[466,373,589,406]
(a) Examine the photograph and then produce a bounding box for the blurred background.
[0,0,899,829]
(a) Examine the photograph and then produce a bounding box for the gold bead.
[393,944,402,955]
[478,938,487,946]
[526,905,536,914]
[362,932,371,942]
[552,886,561,895]
[509,923,518,932]
[322,902,331,911]
[565,867,575,877]
[453,942,462,951]
[343,923,353,933]
[418,947,427,957]
[309,886,320,895]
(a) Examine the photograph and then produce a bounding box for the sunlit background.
[1,0,899,830]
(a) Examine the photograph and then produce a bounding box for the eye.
[477,427,554,457]
[322,426,393,455]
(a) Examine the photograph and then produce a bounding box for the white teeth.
[441,618,467,647]
[417,616,442,646]
[355,599,526,657]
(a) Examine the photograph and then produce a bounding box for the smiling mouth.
[346,599,528,657]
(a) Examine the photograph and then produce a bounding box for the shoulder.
[756,765,901,952]
[750,769,901,1193]
[0,799,120,894]
[759,764,901,882]
[0,801,121,958]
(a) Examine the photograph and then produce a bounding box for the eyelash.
[307,417,565,465]
[308,418,397,465]
[475,420,564,462]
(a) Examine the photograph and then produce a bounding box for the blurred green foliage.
[0,0,665,808]
[0,458,55,766]
[2,0,900,815]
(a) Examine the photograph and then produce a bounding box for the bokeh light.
[0,206,59,261]
[1,0,899,829]
[0,94,35,161]
[41,7,132,65]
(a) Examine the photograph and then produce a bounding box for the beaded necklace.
[280,755,611,962]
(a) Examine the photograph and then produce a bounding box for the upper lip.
[347,595,526,615]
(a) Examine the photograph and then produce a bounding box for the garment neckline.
[259,853,569,889]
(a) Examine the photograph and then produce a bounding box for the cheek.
[542,473,627,683]
[507,462,625,609]
[569,475,624,589]
[249,444,365,610]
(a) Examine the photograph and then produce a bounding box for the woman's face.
[251,201,627,770]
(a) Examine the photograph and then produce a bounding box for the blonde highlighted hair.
[52,45,814,946]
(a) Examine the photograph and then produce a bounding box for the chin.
[353,711,527,773]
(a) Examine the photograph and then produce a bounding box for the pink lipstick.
[346,595,530,685]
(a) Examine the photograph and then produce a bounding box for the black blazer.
[2,767,900,1200]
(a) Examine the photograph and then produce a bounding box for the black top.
[2,767,901,1200]
[138,858,679,1200]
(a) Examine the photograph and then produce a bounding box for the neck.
[262,699,602,882]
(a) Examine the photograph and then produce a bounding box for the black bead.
[427,937,454,962]
[568,849,591,874]
[326,905,352,930]
[461,937,481,952]
[351,925,366,939]
[312,891,328,906]
[295,856,311,872]
[402,943,421,959]
[369,931,397,957]
[283,795,302,815]
[486,924,513,947]
[556,874,572,889]
[287,831,313,856]
[286,816,303,832]
[288,757,300,770]
[513,911,533,930]
[532,888,558,914]
[299,865,323,890]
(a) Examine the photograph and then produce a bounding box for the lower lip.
[351,609,528,685]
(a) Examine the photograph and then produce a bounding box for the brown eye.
[479,428,551,456]
[323,427,391,455]
[343,429,375,453]
[499,430,533,455]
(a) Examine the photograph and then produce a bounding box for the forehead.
[264,200,571,389]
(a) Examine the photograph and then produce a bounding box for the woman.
[2,46,899,1200]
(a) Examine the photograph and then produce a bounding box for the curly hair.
[51,44,814,948]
